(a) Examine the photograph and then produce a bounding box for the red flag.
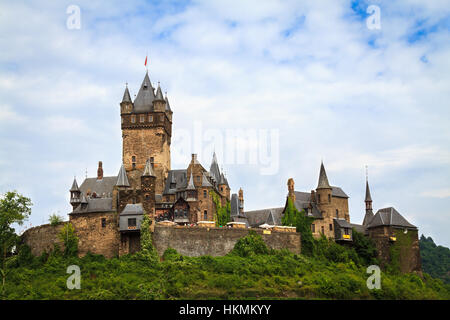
[144,56,148,67]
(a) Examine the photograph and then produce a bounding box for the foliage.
[351,229,379,266]
[282,198,315,255]
[420,235,450,284]
[231,231,270,257]
[49,214,64,226]
[58,223,78,257]
[0,191,32,296]
[138,214,158,264]
[210,191,231,227]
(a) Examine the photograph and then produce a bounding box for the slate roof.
[154,83,164,101]
[334,218,352,228]
[209,152,221,184]
[244,207,284,228]
[79,176,117,197]
[72,198,113,214]
[201,172,213,187]
[120,203,144,216]
[317,161,331,189]
[331,186,349,198]
[163,169,188,195]
[116,164,130,187]
[122,86,131,103]
[367,207,417,229]
[165,94,172,112]
[230,194,240,216]
[350,223,366,234]
[365,180,372,202]
[142,159,155,177]
[292,192,322,218]
[186,171,196,190]
[70,178,80,192]
[133,72,155,113]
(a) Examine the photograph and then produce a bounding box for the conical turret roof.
[154,82,164,101]
[70,177,80,192]
[201,172,213,187]
[133,71,155,112]
[317,161,331,189]
[165,93,172,112]
[365,180,372,202]
[116,164,130,187]
[122,85,131,103]
[186,171,196,190]
[209,152,221,183]
[142,159,155,177]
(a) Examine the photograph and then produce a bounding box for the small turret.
[363,172,374,226]
[97,161,103,180]
[238,188,244,215]
[70,177,81,210]
[316,161,332,205]
[153,82,165,112]
[120,83,133,114]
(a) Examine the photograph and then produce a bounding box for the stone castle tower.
[120,71,173,196]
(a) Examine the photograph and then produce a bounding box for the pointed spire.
[155,81,164,101]
[317,161,331,189]
[70,177,80,192]
[365,180,372,202]
[134,71,155,111]
[187,171,196,190]
[142,158,155,177]
[164,92,172,112]
[116,164,130,187]
[201,172,213,187]
[209,151,221,184]
[122,84,131,103]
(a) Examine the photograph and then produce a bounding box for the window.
[321,226,324,234]
[149,115,153,122]
[311,224,315,233]
[140,115,145,123]
[131,115,136,123]
[150,157,154,168]
[197,176,200,182]
[160,115,164,122]
[329,224,333,231]
[318,194,321,203]
[336,209,339,218]
[203,190,207,198]
[132,156,136,169]
[203,210,208,220]
[344,228,349,235]
[220,187,223,192]
[328,194,331,203]
[128,218,136,228]
[101,218,106,228]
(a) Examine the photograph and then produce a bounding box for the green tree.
[0,191,32,295]
[352,229,378,266]
[58,223,78,257]
[139,214,158,263]
[49,213,64,226]
[282,198,315,255]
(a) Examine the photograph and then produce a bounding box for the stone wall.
[152,225,301,257]
[69,211,120,259]
[21,222,67,256]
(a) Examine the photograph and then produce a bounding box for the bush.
[231,231,270,257]
[48,214,64,226]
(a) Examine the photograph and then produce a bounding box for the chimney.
[238,188,244,214]
[310,190,316,203]
[97,161,103,180]
[287,178,295,202]
[191,154,197,163]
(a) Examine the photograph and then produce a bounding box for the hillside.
[2,232,449,300]
[420,235,450,284]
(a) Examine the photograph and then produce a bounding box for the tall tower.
[363,170,374,226]
[120,71,172,196]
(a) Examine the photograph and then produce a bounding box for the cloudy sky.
[0,0,449,246]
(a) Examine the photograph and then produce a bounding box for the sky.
[0,0,449,246]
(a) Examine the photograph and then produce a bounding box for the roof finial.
[365,165,368,182]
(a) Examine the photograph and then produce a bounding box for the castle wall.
[21,222,67,256]
[369,226,421,273]
[69,212,120,259]
[152,225,301,257]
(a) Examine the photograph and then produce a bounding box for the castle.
[23,69,421,273]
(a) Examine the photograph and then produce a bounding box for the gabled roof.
[292,192,322,218]
[120,203,143,216]
[163,169,187,195]
[367,207,417,229]
[317,161,331,189]
[116,164,130,187]
[133,72,155,112]
[72,198,113,214]
[334,218,352,229]
[79,176,117,197]
[331,186,349,198]
[244,207,284,228]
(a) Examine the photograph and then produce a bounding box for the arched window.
[328,194,331,203]
[336,209,339,218]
